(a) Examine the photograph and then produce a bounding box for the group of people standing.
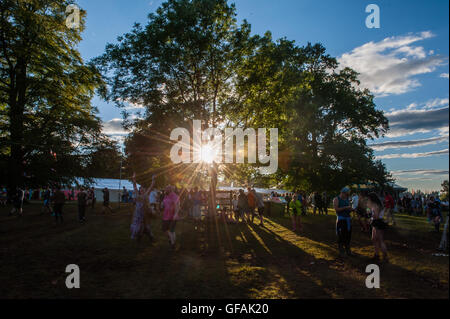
[5,184,111,224]
[231,188,265,226]
[334,188,395,261]
[3,181,446,260]
[129,183,270,249]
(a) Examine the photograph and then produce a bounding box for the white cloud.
[385,106,449,137]
[102,118,131,135]
[395,177,434,181]
[370,135,449,151]
[338,32,447,97]
[377,148,448,159]
[424,97,449,109]
[392,169,449,176]
[124,102,145,111]
[440,73,449,79]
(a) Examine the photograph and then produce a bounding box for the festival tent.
[387,182,408,193]
[218,186,290,195]
[71,178,138,202]
[351,182,407,193]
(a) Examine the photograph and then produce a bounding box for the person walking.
[122,187,129,203]
[77,187,88,223]
[149,188,159,215]
[51,186,66,224]
[130,173,156,242]
[9,187,24,217]
[285,193,291,216]
[383,191,396,226]
[313,192,324,215]
[88,187,96,211]
[254,189,265,227]
[162,185,180,249]
[322,191,329,215]
[237,189,248,223]
[247,187,257,223]
[428,196,442,232]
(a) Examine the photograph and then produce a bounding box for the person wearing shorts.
[367,192,389,262]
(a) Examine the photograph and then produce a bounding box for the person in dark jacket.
[52,186,66,223]
[77,187,87,223]
[237,189,248,223]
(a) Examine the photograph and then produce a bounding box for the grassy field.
[0,202,448,299]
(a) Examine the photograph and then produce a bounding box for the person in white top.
[149,189,159,215]
[351,193,359,210]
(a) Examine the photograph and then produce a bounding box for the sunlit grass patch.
[0,203,447,298]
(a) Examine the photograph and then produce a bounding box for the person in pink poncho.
[130,172,156,242]
[162,185,180,248]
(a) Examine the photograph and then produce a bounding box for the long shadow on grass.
[244,220,389,298]
[263,215,448,298]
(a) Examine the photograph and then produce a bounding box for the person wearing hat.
[333,187,354,257]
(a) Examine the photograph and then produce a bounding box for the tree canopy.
[0,0,112,190]
[95,0,391,192]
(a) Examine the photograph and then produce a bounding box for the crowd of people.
[2,185,111,223]
[1,182,447,258]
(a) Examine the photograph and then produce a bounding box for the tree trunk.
[7,59,26,197]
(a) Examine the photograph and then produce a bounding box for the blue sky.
[76,0,449,192]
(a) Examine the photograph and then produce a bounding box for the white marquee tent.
[72,178,139,203]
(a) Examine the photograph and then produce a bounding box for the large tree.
[96,0,390,192]
[0,0,106,191]
[95,0,254,187]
